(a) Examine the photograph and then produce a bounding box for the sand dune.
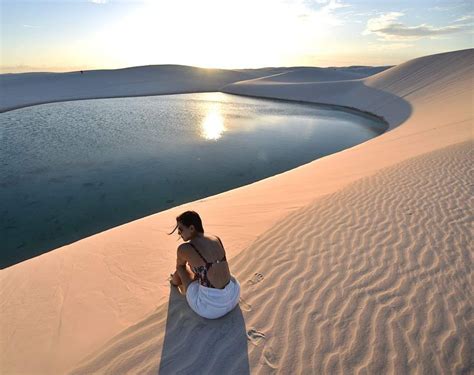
[223,49,473,130]
[230,66,384,84]
[1,49,472,374]
[0,65,254,113]
[70,140,472,374]
[0,64,388,113]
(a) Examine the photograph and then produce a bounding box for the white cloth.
[186,275,241,319]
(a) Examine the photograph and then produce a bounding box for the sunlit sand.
[1,48,472,374]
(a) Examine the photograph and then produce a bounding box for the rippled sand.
[1,49,472,374]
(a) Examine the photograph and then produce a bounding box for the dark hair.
[168,210,205,235]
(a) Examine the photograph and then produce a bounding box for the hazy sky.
[1,0,473,73]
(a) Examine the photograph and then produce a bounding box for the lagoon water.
[0,92,386,268]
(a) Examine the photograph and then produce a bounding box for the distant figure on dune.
[80,70,83,74]
[168,210,241,319]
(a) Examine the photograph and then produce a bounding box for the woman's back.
[171,210,240,319]
[187,235,231,289]
[184,235,240,319]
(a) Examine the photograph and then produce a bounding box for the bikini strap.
[216,236,227,262]
[188,242,209,264]
[189,239,226,265]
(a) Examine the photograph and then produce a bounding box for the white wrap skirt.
[186,275,241,319]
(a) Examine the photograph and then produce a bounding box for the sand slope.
[229,66,382,84]
[223,49,473,131]
[0,65,387,113]
[0,65,253,113]
[1,49,472,374]
[70,140,473,374]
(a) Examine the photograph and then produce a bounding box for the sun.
[92,0,328,69]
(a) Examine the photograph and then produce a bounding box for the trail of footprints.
[246,328,279,370]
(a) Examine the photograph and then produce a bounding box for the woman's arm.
[176,244,188,268]
[170,245,188,287]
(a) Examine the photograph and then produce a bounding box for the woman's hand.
[170,270,181,286]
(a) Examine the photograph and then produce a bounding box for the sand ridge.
[69,141,473,374]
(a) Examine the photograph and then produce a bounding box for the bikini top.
[189,237,227,288]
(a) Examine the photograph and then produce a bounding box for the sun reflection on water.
[200,105,226,140]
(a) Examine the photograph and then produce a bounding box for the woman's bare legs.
[172,265,195,293]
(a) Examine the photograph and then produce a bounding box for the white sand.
[0,65,253,113]
[0,65,381,113]
[1,49,472,374]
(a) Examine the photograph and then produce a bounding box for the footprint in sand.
[263,346,279,369]
[247,273,264,285]
[247,329,265,346]
[310,311,321,321]
[239,298,252,311]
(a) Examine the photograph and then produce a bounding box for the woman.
[168,210,241,319]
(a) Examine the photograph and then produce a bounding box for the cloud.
[363,12,473,41]
[89,0,108,4]
[322,0,350,12]
[305,0,350,15]
[303,0,351,26]
[295,0,351,26]
[363,12,403,34]
[22,24,39,28]
[453,15,474,24]
[376,23,468,38]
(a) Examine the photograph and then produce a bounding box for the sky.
[1,0,473,73]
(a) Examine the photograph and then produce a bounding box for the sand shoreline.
[0,89,219,114]
[1,48,472,374]
[0,65,384,114]
[224,91,391,125]
[1,89,390,129]
[1,91,387,270]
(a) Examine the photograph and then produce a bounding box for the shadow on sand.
[69,285,249,374]
[158,286,249,374]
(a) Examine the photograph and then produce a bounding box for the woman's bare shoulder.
[212,235,225,252]
[208,234,223,244]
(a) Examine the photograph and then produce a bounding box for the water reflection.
[0,92,387,268]
[200,104,226,140]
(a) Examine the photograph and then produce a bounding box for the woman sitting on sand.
[168,210,241,319]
